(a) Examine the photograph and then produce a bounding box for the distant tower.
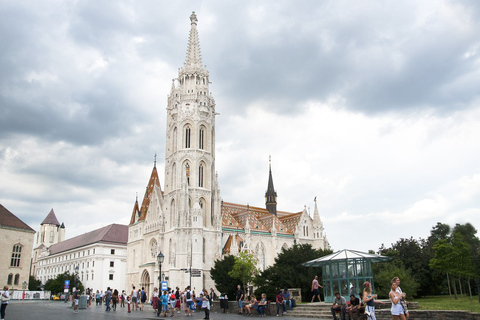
[32,209,65,276]
[265,156,277,215]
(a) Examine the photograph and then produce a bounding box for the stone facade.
[0,204,35,290]
[126,12,330,296]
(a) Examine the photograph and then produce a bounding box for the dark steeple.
[265,156,277,215]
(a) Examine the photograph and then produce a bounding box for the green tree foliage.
[44,272,84,294]
[229,251,259,293]
[210,255,241,299]
[373,261,419,299]
[253,244,332,302]
[28,275,42,291]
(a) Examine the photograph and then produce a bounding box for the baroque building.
[126,12,329,294]
[33,209,128,292]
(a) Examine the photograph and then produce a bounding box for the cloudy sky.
[1,0,479,253]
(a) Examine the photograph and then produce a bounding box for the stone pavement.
[5,300,329,320]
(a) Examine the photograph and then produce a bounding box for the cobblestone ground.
[5,300,320,320]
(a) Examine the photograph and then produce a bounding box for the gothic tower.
[265,157,277,215]
[162,11,222,290]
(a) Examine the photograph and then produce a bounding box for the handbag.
[1,292,10,302]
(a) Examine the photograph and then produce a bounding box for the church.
[126,12,329,294]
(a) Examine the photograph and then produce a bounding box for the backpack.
[186,291,191,299]
[171,293,176,300]
[141,290,146,300]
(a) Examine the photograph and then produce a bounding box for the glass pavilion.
[302,249,391,303]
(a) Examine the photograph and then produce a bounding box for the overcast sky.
[1,1,479,253]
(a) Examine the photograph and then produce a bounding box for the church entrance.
[140,269,151,298]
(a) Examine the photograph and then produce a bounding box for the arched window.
[173,127,177,152]
[7,273,13,285]
[14,273,20,285]
[198,164,204,187]
[199,127,205,149]
[11,244,22,267]
[184,126,191,148]
[172,163,176,189]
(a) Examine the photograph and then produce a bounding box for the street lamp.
[157,252,164,291]
[75,265,79,291]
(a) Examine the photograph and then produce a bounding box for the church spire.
[185,11,203,68]
[265,156,277,215]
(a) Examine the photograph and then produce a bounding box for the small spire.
[136,192,138,202]
[154,152,157,168]
[185,11,203,67]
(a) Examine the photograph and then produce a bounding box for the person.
[393,277,409,319]
[95,290,100,306]
[72,288,80,314]
[276,290,286,316]
[169,290,176,317]
[210,288,217,301]
[282,288,292,310]
[185,286,193,316]
[236,284,244,314]
[389,282,406,320]
[257,293,268,317]
[152,287,159,314]
[131,286,138,311]
[202,289,211,320]
[105,287,112,311]
[112,289,119,311]
[346,294,360,320]
[121,290,126,307]
[140,287,146,311]
[175,287,181,313]
[362,282,378,320]
[1,285,10,320]
[330,292,346,320]
[244,295,258,316]
[159,290,169,317]
[311,275,323,302]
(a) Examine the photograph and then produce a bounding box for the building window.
[93,249,95,254]
[111,249,115,255]
[49,231,54,242]
[110,261,114,267]
[11,244,22,267]
[198,164,204,188]
[109,274,114,280]
[185,126,191,148]
[14,274,20,285]
[92,274,94,280]
[7,274,13,285]
[199,127,204,149]
[93,261,95,267]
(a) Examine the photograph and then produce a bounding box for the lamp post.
[75,265,79,291]
[157,252,164,292]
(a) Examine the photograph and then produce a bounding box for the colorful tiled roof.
[0,204,35,233]
[130,166,161,225]
[49,224,128,255]
[221,202,301,235]
[41,208,60,226]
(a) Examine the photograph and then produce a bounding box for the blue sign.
[64,280,70,286]
[161,281,168,291]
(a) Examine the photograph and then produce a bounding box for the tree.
[210,255,241,299]
[28,275,41,291]
[44,272,84,294]
[373,261,419,299]
[254,244,332,301]
[229,251,258,295]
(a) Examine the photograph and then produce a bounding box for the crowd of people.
[68,284,217,319]
[236,284,295,317]
[330,276,409,320]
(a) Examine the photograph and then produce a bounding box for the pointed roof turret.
[185,11,203,68]
[265,156,277,215]
[313,197,323,227]
[41,209,60,227]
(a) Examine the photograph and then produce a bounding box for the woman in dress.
[389,282,406,320]
[151,287,159,314]
[362,281,378,320]
[201,288,211,320]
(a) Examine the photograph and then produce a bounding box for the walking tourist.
[72,288,80,314]
[393,277,409,319]
[389,282,406,320]
[362,282,379,320]
[131,286,138,311]
[1,285,10,320]
[311,275,323,302]
[112,289,118,311]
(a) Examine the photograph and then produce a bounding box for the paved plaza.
[5,300,324,320]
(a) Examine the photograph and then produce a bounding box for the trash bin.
[79,295,88,309]
[219,296,229,313]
